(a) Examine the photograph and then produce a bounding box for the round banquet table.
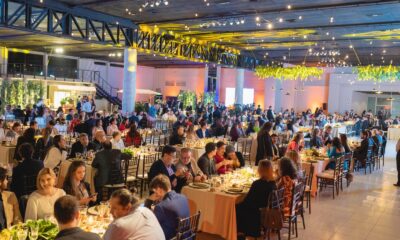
[181,186,246,240]
[0,144,16,166]
[301,158,330,197]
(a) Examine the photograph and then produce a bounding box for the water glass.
[17,229,27,240]
[29,226,39,240]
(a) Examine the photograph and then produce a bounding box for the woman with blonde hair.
[25,168,66,220]
[236,160,277,238]
[285,150,303,178]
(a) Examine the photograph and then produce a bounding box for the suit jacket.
[55,227,101,240]
[10,158,44,199]
[92,149,130,187]
[1,191,22,228]
[197,154,216,178]
[195,129,211,139]
[148,160,186,193]
[69,141,96,159]
[355,138,369,160]
[154,191,190,240]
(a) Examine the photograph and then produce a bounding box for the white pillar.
[275,79,282,112]
[204,64,209,92]
[0,47,8,76]
[235,68,244,105]
[215,66,221,102]
[43,53,48,78]
[122,48,137,114]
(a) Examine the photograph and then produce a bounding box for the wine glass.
[17,228,27,240]
[29,225,39,240]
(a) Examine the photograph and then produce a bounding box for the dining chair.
[260,188,285,240]
[137,153,158,197]
[171,211,201,240]
[316,157,342,199]
[303,164,314,214]
[286,182,303,240]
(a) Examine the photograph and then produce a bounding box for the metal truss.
[0,0,264,69]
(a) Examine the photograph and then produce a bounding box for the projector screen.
[225,88,255,106]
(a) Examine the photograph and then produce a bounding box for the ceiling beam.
[139,0,400,24]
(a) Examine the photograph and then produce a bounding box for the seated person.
[10,143,44,199]
[353,130,369,166]
[0,167,22,230]
[326,137,345,169]
[197,142,218,178]
[63,160,97,206]
[44,135,68,172]
[236,160,276,238]
[169,125,185,145]
[214,141,234,174]
[277,158,298,217]
[125,124,142,147]
[310,128,323,149]
[175,148,207,182]
[271,133,280,159]
[92,141,130,203]
[104,189,165,240]
[69,133,96,159]
[110,131,125,150]
[285,150,303,178]
[5,122,22,145]
[34,127,53,161]
[25,168,66,220]
[322,125,333,144]
[92,130,106,151]
[195,121,211,139]
[224,145,245,168]
[148,145,186,193]
[54,196,101,240]
[149,175,190,240]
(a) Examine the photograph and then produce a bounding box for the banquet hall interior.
[1,0,400,240]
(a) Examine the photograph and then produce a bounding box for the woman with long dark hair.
[34,127,53,160]
[255,122,273,165]
[278,157,298,216]
[326,137,344,169]
[43,135,67,172]
[340,134,351,153]
[125,124,142,147]
[15,128,36,160]
[63,160,96,206]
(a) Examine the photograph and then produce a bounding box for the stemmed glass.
[29,225,39,240]
[17,228,27,240]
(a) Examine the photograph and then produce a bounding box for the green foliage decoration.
[0,79,44,107]
[178,90,197,109]
[255,65,323,81]
[354,65,400,83]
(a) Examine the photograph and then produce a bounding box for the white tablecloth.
[0,145,16,166]
[388,128,400,140]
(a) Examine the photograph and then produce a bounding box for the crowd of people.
[0,96,397,239]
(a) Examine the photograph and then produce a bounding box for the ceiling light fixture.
[287,5,292,9]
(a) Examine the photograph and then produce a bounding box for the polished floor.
[199,140,400,240]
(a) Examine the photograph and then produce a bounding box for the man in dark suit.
[91,141,130,202]
[54,196,101,240]
[267,106,274,122]
[195,121,212,139]
[197,142,218,178]
[148,145,186,193]
[149,174,190,240]
[69,133,96,159]
[353,130,369,167]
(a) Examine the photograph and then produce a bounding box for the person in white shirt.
[82,100,92,114]
[25,168,66,220]
[103,189,165,240]
[5,122,22,145]
[110,131,125,150]
[107,118,119,136]
[44,135,68,171]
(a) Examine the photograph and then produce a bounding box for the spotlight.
[55,48,64,54]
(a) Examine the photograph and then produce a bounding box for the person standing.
[394,138,400,187]
[255,122,273,165]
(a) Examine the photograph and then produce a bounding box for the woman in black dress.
[255,122,273,165]
[236,160,276,238]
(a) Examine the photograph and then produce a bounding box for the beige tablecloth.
[302,158,330,197]
[388,127,400,140]
[57,159,96,195]
[0,145,16,166]
[182,186,245,240]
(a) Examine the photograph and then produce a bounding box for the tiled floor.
[199,140,400,240]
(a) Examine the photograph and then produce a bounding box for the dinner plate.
[88,206,98,215]
[224,189,246,195]
[188,182,209,189]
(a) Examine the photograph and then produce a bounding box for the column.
[43,53,48,78]
[122,47,137,114]
[215,66,221,102]
[235,68,244,105]
[274,79,282,112]
[0,47,8,76]
[264,78,275,110]
[204,64,209,92]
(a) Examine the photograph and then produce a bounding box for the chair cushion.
[126,176,136,182]
[316,171,335,179]
[137,173,148,179]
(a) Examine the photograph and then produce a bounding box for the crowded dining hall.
[1,0,400,240]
